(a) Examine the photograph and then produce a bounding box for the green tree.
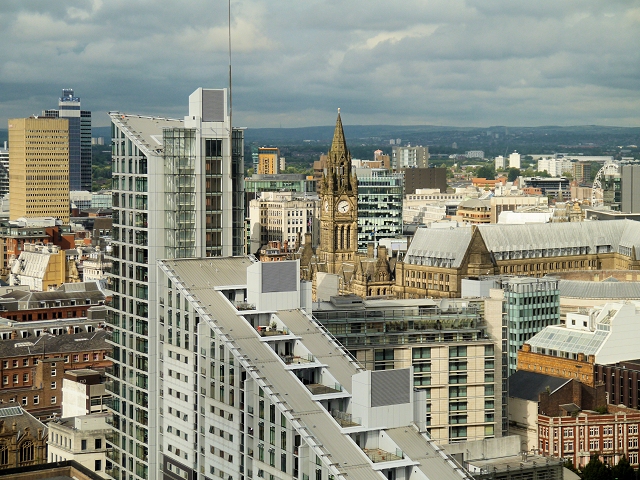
[475,165,495,179]
[611,456,635,480]
[581,455,612,480]
[507,168,521,182]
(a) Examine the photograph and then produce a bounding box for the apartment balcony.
[362,448,403,463]
[306,383,342,395]
[256,326,289,337]
[282,354,314,366]
[331,410,361,428]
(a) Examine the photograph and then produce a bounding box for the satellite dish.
[440,299,450,312]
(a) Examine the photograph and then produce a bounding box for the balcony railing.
[306,383,342,395]
[362,448,403,463]
[331,410,361,427]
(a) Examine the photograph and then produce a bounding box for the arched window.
[20,440,34,463]
[0,443,7,465]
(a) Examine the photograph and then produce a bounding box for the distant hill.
[1,124,638,156]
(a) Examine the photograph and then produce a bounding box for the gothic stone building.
[301,112,396,298]
[397,220,640,299]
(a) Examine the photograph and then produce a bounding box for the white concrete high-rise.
[104,88,244,480]
[391,145,429,170]
[153,257,472,480]
[508,151,521,169]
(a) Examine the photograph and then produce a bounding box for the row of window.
[1,352,100,369]
[9,394,54,406]
[541,424,639,438]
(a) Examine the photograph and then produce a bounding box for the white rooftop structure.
[527,302,640,364]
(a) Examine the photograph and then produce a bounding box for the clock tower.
[319,110,358,274]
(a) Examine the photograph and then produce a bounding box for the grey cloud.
[0,0,639,128]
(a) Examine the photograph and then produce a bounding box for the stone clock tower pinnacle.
[318,111,358,274]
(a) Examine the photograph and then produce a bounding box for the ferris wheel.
[591,163,619,207]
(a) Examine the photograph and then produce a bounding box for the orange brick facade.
[518,344,596,387]
[0,332,111,419]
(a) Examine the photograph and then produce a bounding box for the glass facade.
[106,118,151,480]
[354,168,403,251]
[105,89,244,480]
[163,128,197,259]
[44,89,92,191]
[503,277,560,375]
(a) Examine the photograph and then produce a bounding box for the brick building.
[538,406,640,468]
[403,167,447,194]
[0,224,75,276]
[0,331,111,419]
[518,344,597,387]
[595,359,640,409]
[0,282,106,324]
[508,370,640,468]
[519,302,640,388]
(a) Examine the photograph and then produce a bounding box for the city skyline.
[0,1,639,129]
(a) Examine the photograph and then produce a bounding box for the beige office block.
[8,117,70,222]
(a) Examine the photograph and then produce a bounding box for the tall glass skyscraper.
[104,88,244,480]
[43,89,92,191]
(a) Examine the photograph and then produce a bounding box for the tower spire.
[330,108,348,154]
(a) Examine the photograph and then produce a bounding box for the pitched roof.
[559,279,640,299]
[0,403,47,439]
[406,220,640,265]
[405,227,473,268]
[478,220,633,257]
[0,330,109,359]
[508,370,570,401]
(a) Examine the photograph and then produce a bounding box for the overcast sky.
[1,0,640,129]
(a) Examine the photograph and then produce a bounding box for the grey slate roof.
[406,220,640,266]
[459,198,490,209]
[405,227,473,268]
[0,330,109,359]
[477,220,631,255]
[0,282,105,311]
[508,370,570,401]
[559,279,640,299]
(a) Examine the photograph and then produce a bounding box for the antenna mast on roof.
[228,0,232,130]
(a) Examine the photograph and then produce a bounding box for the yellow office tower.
[8,117,70,223]
[257,146,280,174]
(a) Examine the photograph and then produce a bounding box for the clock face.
[337,200,350,213]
